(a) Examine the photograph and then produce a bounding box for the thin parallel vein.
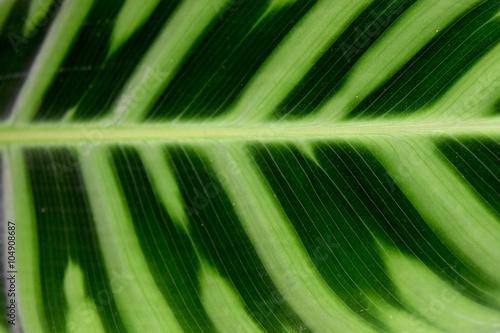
[116,0,230,123]
[445,137,500,203]
[81,148,182,332]
[280,0,407,120]
[268,145,382,314]
[195,146,298,331]
[224,145,375,332]
[351,0,492,120]
[366,136,497,302]
[475,138,500,163]
[424,54,499,124]
[5,147,48,332]
[60,148,121,332]
[229,0,373,123]
[139,145,267,332]
[317,143,411,281]
[170,147,284,331]
[253,144,381,330]
[315,0,487,122]
[342,139,490,301]
[342,139,500,307]
[392,16,499,120]
[42,150,69,332]
[114,148,207,333]
[355,0,486,118]
[168,1,266,122]
[10,0,96,123]
[377,135,500,287]
[200,1,317,124]
[407,29,499,121]
[314,142,438,318]
[278,144,400,316]
[62,149,112,331]
[285,143,440,328]
[425,137,500,244]
[167,148,270,331]
[119,148,206,332]
[40,152,62,332]
[441,141,500,218]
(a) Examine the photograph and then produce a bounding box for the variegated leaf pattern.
[0,0,499,332]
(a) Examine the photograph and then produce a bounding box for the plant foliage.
[0,0,499,332]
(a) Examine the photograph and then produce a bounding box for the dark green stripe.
[168,145,308,332]
[350,0,500,119]
[70,0,180,121]
[34,0,180,121]
[252,141,500,317]
[111,147,216,333]
[34,0,127,120]
[147,0,316,120]
[438,138,500,219]
[273,0,416,119]
[0,0,57,120]
[25,148,126,333]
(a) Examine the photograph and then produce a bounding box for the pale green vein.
[369,136,500,286]
[206,142,376,333]
[224,0,373,122]
[0,0,16,32]
[108,0,162,55]
[24,0,54,37]
[80,147,183,332]
[10,0,96,124]
[312,0,484,121]
[1,117,500,144]
[4,146,46,333]
[63,260,105,333]
[113,0,230,123]
[384,248,500,332]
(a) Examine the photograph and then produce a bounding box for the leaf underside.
[0,0,500,332]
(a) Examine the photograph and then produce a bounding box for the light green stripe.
[11,0,96,123]
[369,136,500,286]
[63,260,105,333]
[5,146,46,333]
[114,0,230,123]
[367,294,443,333]
[200,263,264,333]
[139,144,263,332]
[384,248,500,332]
[0,0,16,33]
[108,0,162,55]
[312,0,483,121]
[80,147,183,332]
[24,0,54,37]
[206,142,376,333]
[413,41,500,122]
[224,0,373,122]
[139,144,190,233]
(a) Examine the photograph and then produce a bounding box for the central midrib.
[0,119,499,144]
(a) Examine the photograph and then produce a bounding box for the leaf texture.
[0,0,499,332]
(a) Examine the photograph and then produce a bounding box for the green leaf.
[1,0,499,332]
